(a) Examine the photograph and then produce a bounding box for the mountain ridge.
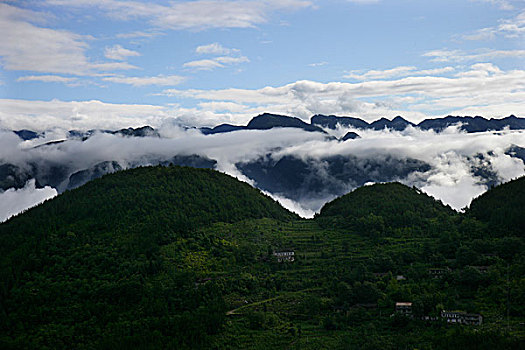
[9,113,525,139]
[201,113,525,135]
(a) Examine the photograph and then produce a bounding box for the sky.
[1,0,524,130]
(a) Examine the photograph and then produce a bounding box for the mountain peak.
[113,125,159,137]
[340,131,361,141]
[247,113,325,133]
[392,115,409,122]
[370,116,414,131]
[14,129,40,140]
[311,114,370,129]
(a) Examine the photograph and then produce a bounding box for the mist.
[0,123,524,220]
[0,180,57,222]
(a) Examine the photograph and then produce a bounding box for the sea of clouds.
[0,122,524,221]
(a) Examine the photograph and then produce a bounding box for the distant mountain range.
[11,113,525,142]
[14,125,160,141]
[201,113,326,135]
[200,113,525,136]
[312,114,525,133]
[2,112,524,215]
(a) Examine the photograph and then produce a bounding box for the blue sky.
[1,0,524,130]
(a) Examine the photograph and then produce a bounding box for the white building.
[441,310,483,325]
[273,251,295,262]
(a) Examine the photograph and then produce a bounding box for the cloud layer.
[161,63,524,125]
[0,3,137,76]
[1,123,523,220]
[0,180,57,222]
[45,0,313,30]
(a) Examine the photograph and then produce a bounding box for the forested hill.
[0,167,523,349]
[0,166,295,348]
[316,182,455,235]
[467,176,525,235]
[2,165,296,239]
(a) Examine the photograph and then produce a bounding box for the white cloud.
[345,66,417,80]
[185,42,250,71]
[215,56,250,64]
[102,74,185,86]
[470,0,516,10]
[421,174,489,210]
[115,30,162,39]
[498,10,525,38]
[0,180,57,223]
[344,66,455,80]
[17,75,78,84]
[104,44,140,60]
[462,28,498,41]
[46,0,313,30]
[263,190,316,218]
[346,0,381,4]
[183,59,225,71]
[161,63,524,123]
[274,127,525,211]
[183,56,249,71]
[0,99,172,131]
[423,49,525,62]
[415,67,457,76]
[308,62,328,67]
[462,9,525,40]
[0,119,523,219]
[0,3,138,75]
[454,62,502,77]
[196,43,238,55]
[0,3,89,75]
[1,64,524,131]
[90,62,138,71]
[197,101,249,113]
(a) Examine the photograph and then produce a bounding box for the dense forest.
[467,176,525,235]
[0,166,523,349]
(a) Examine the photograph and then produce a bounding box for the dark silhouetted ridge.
[311,114,370,129]
[112,125,159,137]
[14,129,40,140]
[418,115,525,133]
[467,176,525,235]
[340,131,361,141]
[246,113,325,133]
[370,116,415,131]
[200,123,246,134]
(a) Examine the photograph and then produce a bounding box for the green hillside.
[3,165,295,236]
[0,167,523,349]
[0,166,295,349]
[316,182,456,237]
[467,176,525,235]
